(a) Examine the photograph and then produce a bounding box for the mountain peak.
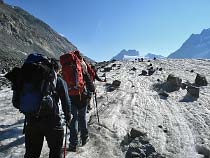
[201,28,210,35]
[111,49,140,60]
[168,28,210,59]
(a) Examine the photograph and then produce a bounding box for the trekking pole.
[93,93,96,112]
[94,92,100,124]
[22,117,26,134]
[63,124,68,158]
[104,73,109,102]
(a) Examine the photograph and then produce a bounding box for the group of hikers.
[5,50,106,158]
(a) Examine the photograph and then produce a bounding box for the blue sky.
[4,0,210,61]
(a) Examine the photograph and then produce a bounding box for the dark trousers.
[69,104,88,146]
[24,119,64,158]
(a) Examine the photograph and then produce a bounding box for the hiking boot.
[82,136,89,146]
[67,144,77,152]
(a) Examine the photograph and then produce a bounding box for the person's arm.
[56,77,71,122]
[12,91,20,109]
[83,72,95,92]
[12,84,20,109]
[95,73,104,82]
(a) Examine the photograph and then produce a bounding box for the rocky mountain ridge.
[0,2,77,71]
[111,49,165,60]
[168,28,210,58]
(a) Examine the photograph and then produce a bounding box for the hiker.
[70,51,103,112]
[86,64,105,112]
[9,54,71,158]
[60,50,95,152]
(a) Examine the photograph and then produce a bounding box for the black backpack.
[6,53,57,117]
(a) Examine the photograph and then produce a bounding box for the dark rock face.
[0,3,77,71]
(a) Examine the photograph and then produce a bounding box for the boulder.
[130,67,137,71]
[195,74,208,86]
[187,85,199,98]
[130,128,146,139]
[123,128,165,158]
[165,74,182,92]
[111,64,116,67]
[148,69,155,76]
[141,70,147,76]
[103,67,112,72]
[1,68,6,74]
[148,66,153,70]
[105,80,121,92]
[112,80,121,87]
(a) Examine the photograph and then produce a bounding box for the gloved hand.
[66,113,72,128]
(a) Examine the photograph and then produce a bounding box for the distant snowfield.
[1,59,210,158]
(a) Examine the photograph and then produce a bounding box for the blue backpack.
[18,53,57,117]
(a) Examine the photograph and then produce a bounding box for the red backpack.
[60,51,85,96]
[73,51,96,81]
